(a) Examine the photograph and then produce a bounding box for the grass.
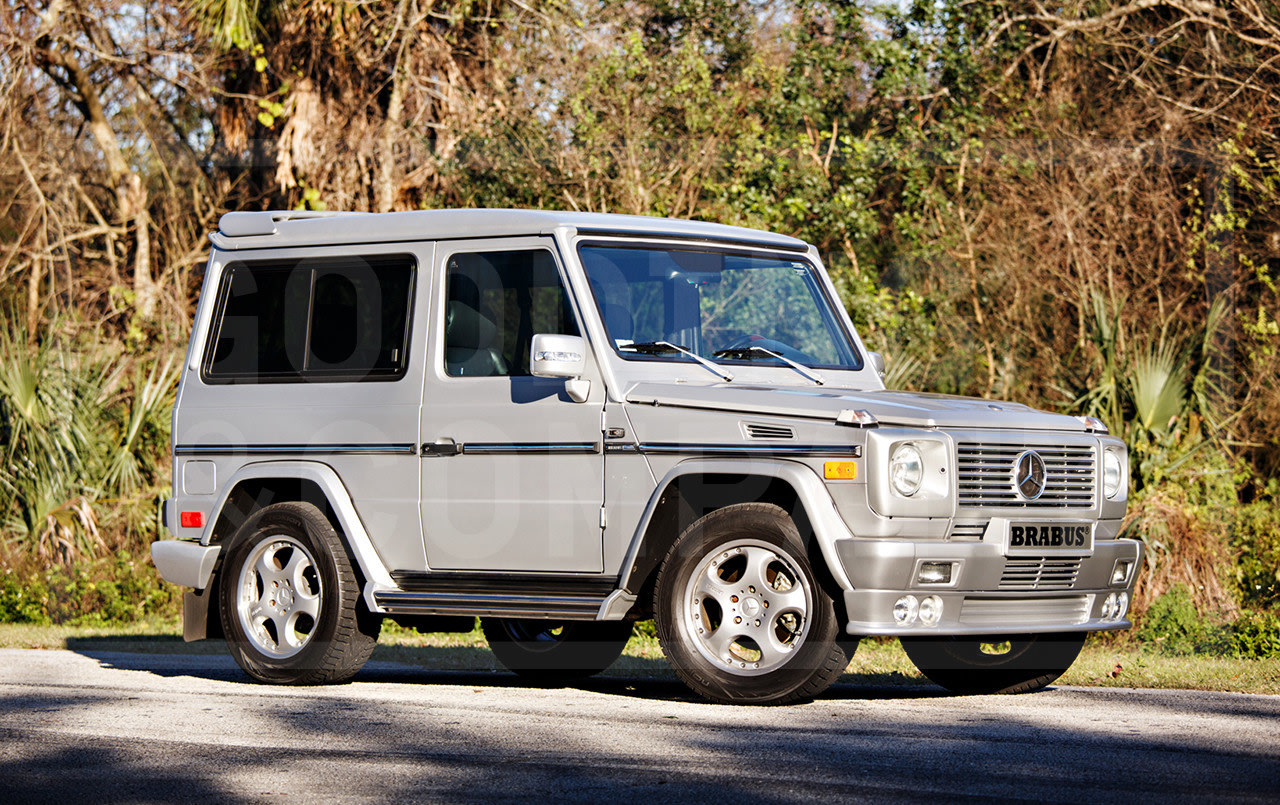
[1,620,1276,695]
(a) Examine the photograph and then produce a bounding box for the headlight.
[1103,448,1124,499]
[889,442,924,497]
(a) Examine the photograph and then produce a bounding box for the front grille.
[957,443,1096,509]
[744,423,795,440]
[959,596,1090,627]
[1000,557,1082,591]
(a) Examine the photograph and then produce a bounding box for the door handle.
[422,438,462,457]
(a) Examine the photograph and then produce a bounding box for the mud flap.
[182,587,222,642]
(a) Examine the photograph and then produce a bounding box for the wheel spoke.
[282,548,311,590]
[254,545,285,587]
[767,585,807,616]
[269,610,295,649]
[701,625,736,661]
[741,548,776,595]
[246,600,267,625]
[293,586,322,620]
[281,612,311,649]
[693,571,734,608]
[756,631,794,668]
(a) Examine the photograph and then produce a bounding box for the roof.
[211,209,810,253]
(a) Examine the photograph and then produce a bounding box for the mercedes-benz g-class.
[151,209,1140,704]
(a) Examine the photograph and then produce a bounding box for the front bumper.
[836,536,1143,637]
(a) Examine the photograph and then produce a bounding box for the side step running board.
[373,590,607,620]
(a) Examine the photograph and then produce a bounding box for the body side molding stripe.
[174,443,418,456]
[457,442,601,455]
[630,443,862,458]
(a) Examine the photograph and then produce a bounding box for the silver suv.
[151,209,1141,704]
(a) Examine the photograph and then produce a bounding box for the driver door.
[418,239,605,573]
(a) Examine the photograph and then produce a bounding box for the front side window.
[203,254,415,383]
[579,245,860,370]
[443,249,579,377]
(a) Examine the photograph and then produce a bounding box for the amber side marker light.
[824,461,858,480]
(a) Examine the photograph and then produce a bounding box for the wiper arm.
[620,341,733,382]
[713,345,825,386]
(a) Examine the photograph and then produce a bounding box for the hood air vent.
[744,423,795,440]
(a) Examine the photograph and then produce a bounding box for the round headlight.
[889,443,924,497]
[1103,449,1124,499]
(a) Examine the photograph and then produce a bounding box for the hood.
[624,382,1090,432]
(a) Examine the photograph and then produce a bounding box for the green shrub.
[0,570,50,624]
[1138,583,1214,654]
[1234,496,1280,609]
[1229,610,1280,660]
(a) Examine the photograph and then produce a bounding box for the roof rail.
[218,210,366,238]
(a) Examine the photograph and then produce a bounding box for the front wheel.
[900,632,1087,695]
[481,618,633,681]
[218,502,380,684]
[653,503,853,705]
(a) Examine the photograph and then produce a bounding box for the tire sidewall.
[218,503,346,682]
[655,504,840,704]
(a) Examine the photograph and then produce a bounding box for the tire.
[900,632,1087,695]
[481,618,633,681]
[218,501,381,684]
[653,503,853,705]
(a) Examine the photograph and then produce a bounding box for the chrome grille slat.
[957,442,1097,509]
[999,557,1082,591]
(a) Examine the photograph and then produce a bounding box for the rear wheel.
[900,632,1087,695]
[653,503,853,705]
[218,502,380,684]
[482,618,633,681]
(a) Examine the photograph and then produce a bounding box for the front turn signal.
[824,461,858,480]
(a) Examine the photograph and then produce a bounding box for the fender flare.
[197,461,396,609]
[615,458,856,593]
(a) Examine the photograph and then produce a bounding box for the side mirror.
[868,352,886,380]
[530,333,590,402]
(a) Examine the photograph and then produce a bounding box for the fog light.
[1116,592,1129,620]
[1111,560,1132,586]
[917,562,953,585]
[1101,592,1118,620]
[918,595,943,626]
[893,595,919,625]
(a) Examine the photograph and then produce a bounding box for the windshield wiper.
[712,346,825,386]
[619,341,734,382]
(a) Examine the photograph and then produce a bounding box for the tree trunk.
[35,0,157,319]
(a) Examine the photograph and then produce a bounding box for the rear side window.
[203,254,415,383]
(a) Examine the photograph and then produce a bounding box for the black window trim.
[201,253,418,385]
[439,244,586,381]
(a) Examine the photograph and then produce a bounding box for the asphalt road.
[0,648,1277,804]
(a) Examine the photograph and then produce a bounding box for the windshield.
[578,244,861,371]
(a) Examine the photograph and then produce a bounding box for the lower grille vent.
[999,557,1082,591]
[959,596,1090,627]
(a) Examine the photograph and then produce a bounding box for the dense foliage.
[0,0,1277,648]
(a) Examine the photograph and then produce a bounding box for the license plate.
[1007,522,1094,554]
